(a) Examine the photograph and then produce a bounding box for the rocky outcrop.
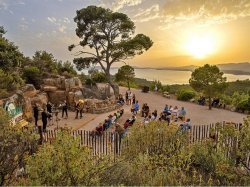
[1,84,48,121]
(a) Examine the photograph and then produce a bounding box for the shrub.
[149,80,163,91]
[236,99,250,112]
[177,89,196,101]
[22,66,42,89]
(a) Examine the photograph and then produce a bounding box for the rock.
[81,87,101,99]
[43,78,57,87]
[47,90,66,105]
[55,77,65,89]
[30,93,48,107]
[21,84,38,97]
[67,92,75,106]
[43,86,58,92]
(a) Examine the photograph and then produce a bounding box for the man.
[75,100,84,119]
[33,104,39,126]
[178,107,186,121]
[41,108,48,132]
[61,100,68,119]
[132,100,139,114]
[46,101,53,120]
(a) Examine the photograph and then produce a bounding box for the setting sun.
[185,33,216,59]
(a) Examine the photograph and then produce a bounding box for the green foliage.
[56,61,77,78]
[91,71,107,83]
[149,80,163,91]
[0,28,25,72]
[32,51,58,76]
[115,65,135,88]
[190,64,228,109]
[0,108,38,186]
[22,66,42,89]
[24,130,110,186]
[70,6,153,95]
[177,89,196,101]
[0,69,24,92]
[225,79,250,95]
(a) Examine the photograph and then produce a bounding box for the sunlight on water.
[82,68,250,85]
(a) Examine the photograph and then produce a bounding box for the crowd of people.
[91,109,124,136]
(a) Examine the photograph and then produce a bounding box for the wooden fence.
[40,123,249,168]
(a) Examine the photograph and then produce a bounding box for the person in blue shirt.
[163,104,171,115]
[132,100,140,115]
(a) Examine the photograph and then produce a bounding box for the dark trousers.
[34,116,38,126]
[42,120,47,132]
[75,109,83,119]
[62,108,68,118]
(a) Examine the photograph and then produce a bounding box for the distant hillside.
[217,62,250,73]
[133,62,250,75]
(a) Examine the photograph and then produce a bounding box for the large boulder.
[96,83,114,99]
[42,86,58,92]
[47,90,66,105]
[43,78,57,87]
[21,84,38,98]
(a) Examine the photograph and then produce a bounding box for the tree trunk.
[106,72,119,97]
[127,80,130,89]
[209,96,212,110]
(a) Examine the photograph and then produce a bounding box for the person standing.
[61,100,68,119]
[33,104,39,126]
[41,108,48,132]
[132,94,136,104]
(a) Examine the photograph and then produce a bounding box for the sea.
[82,68,250,85]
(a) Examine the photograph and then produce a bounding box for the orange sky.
[1,0,250,67]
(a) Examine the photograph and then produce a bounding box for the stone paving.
[38,87,247,131]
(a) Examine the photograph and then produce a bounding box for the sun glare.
[185,33,216,59]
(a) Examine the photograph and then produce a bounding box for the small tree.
[115,65,135,89]
[189,64,228,109]
[69,6,153,96]
[0,109,38,185]
[24,130,110,186]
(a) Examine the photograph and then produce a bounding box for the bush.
[91,71,107,83]
[177,89,196,101]
[236,99,250,112]
[22,66,42,89]
[149,80,162,91]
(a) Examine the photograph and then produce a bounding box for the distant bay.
[82,68,250,85]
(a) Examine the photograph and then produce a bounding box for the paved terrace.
[41,87,247,131]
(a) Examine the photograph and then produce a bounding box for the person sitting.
[120,109,124,117]
[144,116,150,125]
[172,106,178,121]
[141,103,149,117]
[152,110,157,120]
[96,123,104,135]
[132,100,140,115]
[212,98,220,107]
[117,94,125,105]
[198,96,206,106]
[180,118,191,131]
[163,104,171,115]
[115,123,125,137]
[124,115,136,129]
[112,113,117,123]
[178,107,186,121]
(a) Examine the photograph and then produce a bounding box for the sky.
[1,0,250,67]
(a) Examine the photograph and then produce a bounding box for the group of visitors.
[91,109,124,136]
[125,88,136,105]
[198,96,226,109]
[33,99,87,132]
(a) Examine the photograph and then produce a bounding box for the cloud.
[47,17,57,23]
[134,4,160,22]
[111,0,143,11]
[58,25,66,33]
[0,0,25,14]
[161,0,250,29]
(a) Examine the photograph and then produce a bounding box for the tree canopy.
[189,64,228,109]
[0,27,24,72]
[69,6,153,95]
[115,65,135,89]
